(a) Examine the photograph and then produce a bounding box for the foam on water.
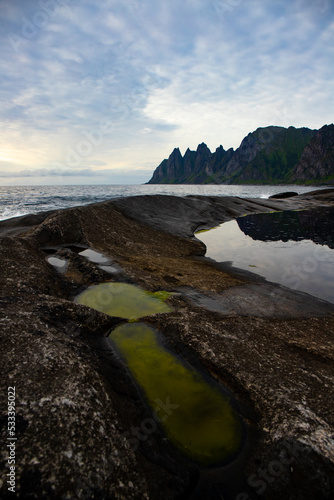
[0,184,326,221]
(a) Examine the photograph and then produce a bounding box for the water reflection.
[79,248,111,264]
[196,207,334,304]
[237,207,334,247]
[47,256,68,274]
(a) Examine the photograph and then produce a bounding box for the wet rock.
[269,191,298,199]
[177,282,334,318]
[1,192,334,499]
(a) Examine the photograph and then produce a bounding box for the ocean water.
[0,184,325,221]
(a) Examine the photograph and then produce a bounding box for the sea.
[0,184,326,221]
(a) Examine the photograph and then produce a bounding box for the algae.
[109,322,244,465]
[76,282,243,464]
[76,282,172,319]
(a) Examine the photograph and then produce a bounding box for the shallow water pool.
[75,282,172,319]
[76,281,245,464]
[47,256,68,273]
[197,207,334,303]
[109,322,244,465]
[79,248,111,264]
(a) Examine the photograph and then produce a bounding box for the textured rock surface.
[1,192,334,499]
[112,193,313,238]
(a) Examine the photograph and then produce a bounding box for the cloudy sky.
[0,0,333,185]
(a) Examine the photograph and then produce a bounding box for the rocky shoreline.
[1,190,334,499]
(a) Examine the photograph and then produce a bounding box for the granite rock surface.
[1,191,334,499]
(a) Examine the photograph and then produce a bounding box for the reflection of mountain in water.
[237,207,334,249]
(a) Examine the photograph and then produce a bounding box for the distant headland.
[147,124,334,185]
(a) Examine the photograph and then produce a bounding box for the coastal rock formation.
[1,191,334,499]
[269,192,298,199]
[148,143,218,184]
[147,125,334,185]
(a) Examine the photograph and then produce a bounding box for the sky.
[0,0,333,186]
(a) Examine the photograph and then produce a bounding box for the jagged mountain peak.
[196,142,211,152]
[170,147,182,157]
[147,125,333,185]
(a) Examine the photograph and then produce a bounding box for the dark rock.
[112,193,298,238]
[269,191,299,199]
[194,142,212,175]
[148,147,183,184]
[1,192,334,499]
[148,143,216,184]
[237,206,334,248]
[0,210,56,237]
[183,147,197,177]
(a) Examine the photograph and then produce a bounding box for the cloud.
[0,0,333,183]
[0,168,99,178]
[0,166,153,180]
[144,1,334,149]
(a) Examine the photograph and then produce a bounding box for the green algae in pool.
[109,322,243,465]
[76,282,172,319]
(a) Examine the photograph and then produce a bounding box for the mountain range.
[147,124,334,185]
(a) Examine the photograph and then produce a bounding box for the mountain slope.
[224,126,315,184]
[147,125,333,185]
[291,124,334,184]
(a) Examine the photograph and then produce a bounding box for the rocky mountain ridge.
[147,124,334,185]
